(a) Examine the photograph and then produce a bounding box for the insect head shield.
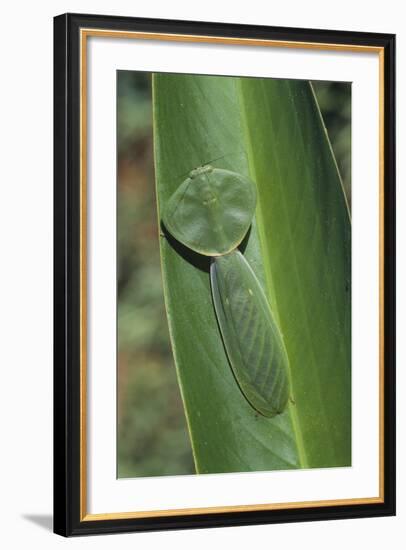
[163,166,257,256]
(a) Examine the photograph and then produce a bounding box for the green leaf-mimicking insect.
[162,164,289,417]
[210,251,289,417]
[163,165,256,256]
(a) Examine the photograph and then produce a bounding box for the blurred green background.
[117,71,351,479]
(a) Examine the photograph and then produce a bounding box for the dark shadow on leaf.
[160,222,210,273]
[238,225,252,254]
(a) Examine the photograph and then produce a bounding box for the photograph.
[117,71,352,479]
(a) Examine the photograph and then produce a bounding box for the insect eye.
[189,165,213,179]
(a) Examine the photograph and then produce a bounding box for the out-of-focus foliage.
[117,71,194,478]
[117,72,152,154]
[312,81,351,206]
[117,71,351,478]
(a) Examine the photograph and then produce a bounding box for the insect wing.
[210,250,289,417]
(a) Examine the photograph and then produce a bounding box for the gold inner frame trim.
[79,28,385,522]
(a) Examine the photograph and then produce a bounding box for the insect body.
[163,165,289,417]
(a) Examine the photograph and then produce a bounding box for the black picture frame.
[54,12,396,537]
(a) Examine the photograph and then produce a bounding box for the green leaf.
[239,79,351,467]
[152,73,350,473]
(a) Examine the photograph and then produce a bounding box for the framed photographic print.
[53,13,396,536]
